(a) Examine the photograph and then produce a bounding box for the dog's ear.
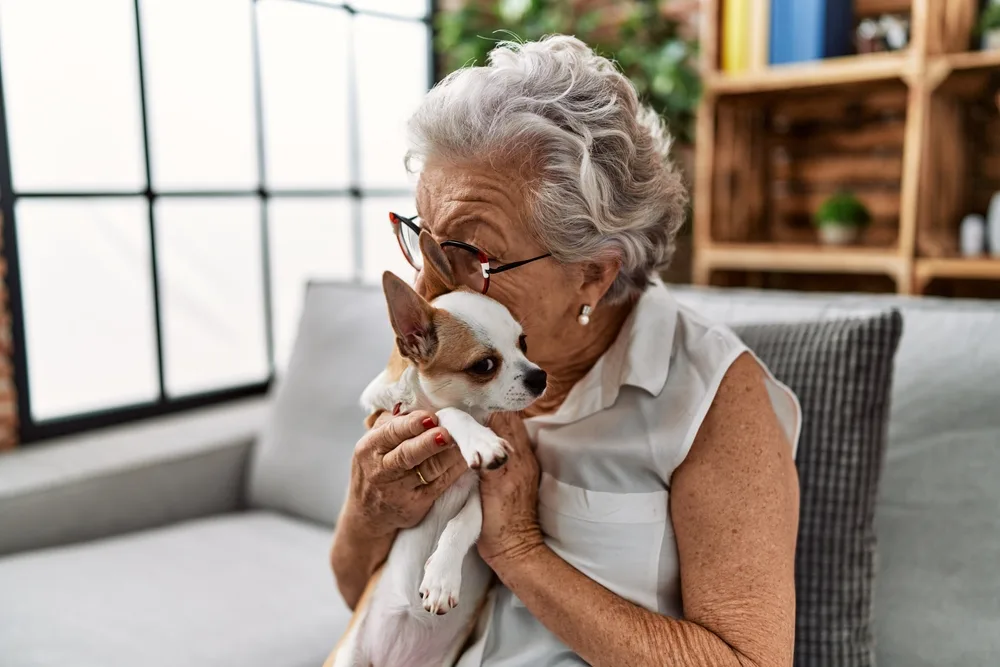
[417,230,456,300]
[382,271,437,363]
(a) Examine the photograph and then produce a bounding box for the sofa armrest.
[0,397,270,556]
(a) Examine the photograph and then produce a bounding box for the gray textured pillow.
[734,311,903,667]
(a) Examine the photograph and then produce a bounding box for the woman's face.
[413,159,586,369]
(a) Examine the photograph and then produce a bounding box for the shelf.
[702,49,1000,97]
[938,49,1000,73]
[705,52,909,95]
[700,243,904,276]
[916,257,1000,282]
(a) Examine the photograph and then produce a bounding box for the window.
[0,0,432,441]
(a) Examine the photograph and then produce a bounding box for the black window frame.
[0,0,438,443]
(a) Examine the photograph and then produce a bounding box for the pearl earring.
[578,305,592,326]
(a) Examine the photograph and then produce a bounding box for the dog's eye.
[467,356,498,375]
[518,335,527,354]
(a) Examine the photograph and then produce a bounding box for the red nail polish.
[392,403,401,416]
[422,417,436,430]
[435,433,446,446]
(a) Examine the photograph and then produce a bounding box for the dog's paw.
[463,431,510,471]
[419,553,462,615]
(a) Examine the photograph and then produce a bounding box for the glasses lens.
[395,216,423,270]
[443,245,487,293]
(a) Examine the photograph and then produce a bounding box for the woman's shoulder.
[614,280,749,400]
[660,288,749,381]
[642,286,800,478]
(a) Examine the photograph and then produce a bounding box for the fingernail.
[422,417,436,430]
[435,433,446,446]
[392,403,401,416]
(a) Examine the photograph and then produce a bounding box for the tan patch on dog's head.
[419,310,500,385]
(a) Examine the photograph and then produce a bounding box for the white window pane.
[17,199,158,420]
[156,198,268,396]
[0,0,145,191]
[351,0,428,19]
[269,198,353,370]
[258,1,350,190]
[362,196,416,285]
[355,16,429,188]
[140,0,257,190]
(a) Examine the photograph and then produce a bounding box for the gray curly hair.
[405,35,688,303]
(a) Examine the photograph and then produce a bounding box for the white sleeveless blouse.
[456,280,801,666]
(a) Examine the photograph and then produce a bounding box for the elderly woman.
[331,36,800,667]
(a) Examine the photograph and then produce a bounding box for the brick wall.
[0,215,17,449]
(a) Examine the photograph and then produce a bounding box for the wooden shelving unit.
[692,0,1000,297]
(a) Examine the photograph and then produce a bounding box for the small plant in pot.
[980,3,1000,51]
[814,192,871,245]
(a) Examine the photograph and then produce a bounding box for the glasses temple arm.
[487,253,553,275]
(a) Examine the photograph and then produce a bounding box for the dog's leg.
[436,408,509,470]
[419,488,483,615]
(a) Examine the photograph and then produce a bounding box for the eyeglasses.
[389,212,551,294]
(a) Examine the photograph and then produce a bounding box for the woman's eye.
[467,356,498,375]
[518,335,528,353]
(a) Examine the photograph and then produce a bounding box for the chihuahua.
[329,231,547,667]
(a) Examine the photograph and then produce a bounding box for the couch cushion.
[672,286,1000,667]
[735,313,902,667]
[0,512,350,667]
[248,282,393,525]
[0,396,267,556]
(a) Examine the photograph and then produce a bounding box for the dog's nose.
[524,368,547,396]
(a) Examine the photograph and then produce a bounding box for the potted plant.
[814,192,871,245]
[980,2,1000,50]
[435,0,701,144]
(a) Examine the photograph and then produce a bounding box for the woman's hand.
[478,412,545,569]
[343,409,468,539]
[332,409,468,609]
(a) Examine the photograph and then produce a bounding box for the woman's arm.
[330,501,397,610]
[482,353,799,667]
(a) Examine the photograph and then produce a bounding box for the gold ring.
[416,469,429,486]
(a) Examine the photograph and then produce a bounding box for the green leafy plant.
[435,0,701,144]
[979,3,1000,33]
[814,192,872,228]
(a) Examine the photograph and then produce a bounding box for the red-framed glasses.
[389,212,551,294]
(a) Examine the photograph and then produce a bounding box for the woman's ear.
[578,257,622,309]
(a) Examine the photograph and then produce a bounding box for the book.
[750,0,772,71]
[769,0,853,66]
[723,0,751,73]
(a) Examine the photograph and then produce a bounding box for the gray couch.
[1,283,998,667]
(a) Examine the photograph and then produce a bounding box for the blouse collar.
[526,278,678,429]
